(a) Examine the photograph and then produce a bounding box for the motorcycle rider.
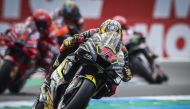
[52,19,131,80]
[51,0,84,45]
[33,19,132,109]
[2,9,61,73]
[113,16,168,83]
[30,9,61,70]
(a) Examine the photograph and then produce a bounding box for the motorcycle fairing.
[51,55,74,82]
[83,32,122,65]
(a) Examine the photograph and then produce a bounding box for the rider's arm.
[50,28,100,72]
[59,28,99,52]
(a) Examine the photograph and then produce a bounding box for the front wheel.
[58,78,95,109]
[8,78,27,94]
[0,60,13,94]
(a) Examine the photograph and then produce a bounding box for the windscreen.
[96,32,122,64]
[100,31,122,53]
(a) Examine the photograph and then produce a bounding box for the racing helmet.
[113,16,128,30]
[33,9,52,33]
[61,0,84,31]
[100,19,122,37]
[61,0,82,22]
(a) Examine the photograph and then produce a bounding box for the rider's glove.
[59,41,68,52]
[60,37,74,52]
[122,67,132,82]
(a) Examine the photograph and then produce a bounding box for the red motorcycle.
[0,28,38,94]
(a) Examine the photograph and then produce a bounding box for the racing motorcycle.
[0,26,38,94]
[34,32,126,109]
[125,32,168,84]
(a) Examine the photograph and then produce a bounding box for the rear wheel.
[58,78,95,109]
[0,60,13,94]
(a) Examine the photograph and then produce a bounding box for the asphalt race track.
[0,60,190,108]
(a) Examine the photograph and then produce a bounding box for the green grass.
[25,79,43,87]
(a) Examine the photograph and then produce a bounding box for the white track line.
[0,101,33,107]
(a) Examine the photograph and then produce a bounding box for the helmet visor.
[35,20,49,31]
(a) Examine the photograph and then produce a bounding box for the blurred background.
[0,0,190,109]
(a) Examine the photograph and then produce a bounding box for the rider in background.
[113,15,169,83]
[51,0,84,45]
[30,9,60,70]
[27,8,82,69]
[4,9,60,69]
